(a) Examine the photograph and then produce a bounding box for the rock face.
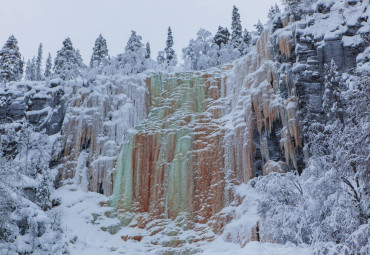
[111,30,302,230]
[55,76,147,196]
[1,1,367,251]
[0,81,66,135]
[108,0,369,246]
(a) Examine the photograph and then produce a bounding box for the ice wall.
[57,75,147,196]
[112,73,227,223]
[111,31,302,232]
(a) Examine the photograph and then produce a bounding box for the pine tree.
[54,37,83,80]
[156,50,165,65]
[323,60,343,122]
[44,53,52,79]
[214,26,230,48]
[254,19,264,36]
[25,60,33,81]
[165,27,177,67]
[231,5,244,54]
[274,3,281,14]
[145,42,151,59]
[36,43,43,80]
[25,58,37,81]
[268,4,281,20]
[243,29,252,47]
[282,0,303,14]
[36,168,52,211]
[120,30,146,74]
[30,57,37,81]
[90,34,108,68]
[0,35,23,83]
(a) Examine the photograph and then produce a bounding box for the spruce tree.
[36,43,43,80]
[145,42,151,59]
[323,60,343,122]
[0,35,23,83]
[36,168,51,211]
[243,29,252,47]
[25,58,36,81]
[120,30,146,74]
[274,3,281,14]
[165,27,177,66]
[231,5,244,54]
[44,53,52,79]
[90,34,108,68]
[268,4,281,20]
[25,60,33,81]
[254,19,264,36]
[54,37,83,80]
[156,51,165,65]
[214,26,230,48]
[30,57,37,81]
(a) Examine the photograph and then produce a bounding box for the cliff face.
[56,75,147,196]
[109,29,303,241]
[1,0,368,252]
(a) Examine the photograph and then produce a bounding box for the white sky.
[0,0,281,65]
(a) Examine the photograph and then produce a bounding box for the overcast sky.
[0,0,281,66]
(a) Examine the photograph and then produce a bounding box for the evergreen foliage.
[145,42,151,59]
[231,5,245,54]
[44,53,52,79]
[25,57,37,81]
[36,43,43,80]
[25,60,34,81]
[119,30,146,74]
[164,27,177,67]
[156,50,165,65]
[214,26,230,48]
[323,60,344,123]
[54,37,83,80]
[90,34,108,68]
[242,29,252,48]
[36,169,52,211]
[254,19,264,36]
[268,4,281,20]
[0,35,23,83]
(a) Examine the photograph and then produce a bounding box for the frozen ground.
[56,184,312,255]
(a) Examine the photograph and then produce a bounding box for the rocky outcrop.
[0,80,66,135]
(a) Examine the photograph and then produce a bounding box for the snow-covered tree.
[231,5,245,54]
[183,29,217,70]
[322,60,344,123]
[145,42,151,59]
[254,19,264,36]
[54,37,84,80]
[44,53,52,79]
[0,35,23,83]
[282,0,303,9]
[156,50,165,66]
[36,43,43,80]
[36,169,52,211]
[243,29,252,50]
[214,26,230,48]
[119,30,146,74]
[268,4,281,20]
[90,34,108,68]
[25,59,34,81]
[164,27,177,67]
[25,57,37,81]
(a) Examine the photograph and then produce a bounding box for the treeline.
[0,4,284,83]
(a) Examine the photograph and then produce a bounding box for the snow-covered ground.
[56,185,312,255]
